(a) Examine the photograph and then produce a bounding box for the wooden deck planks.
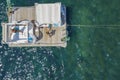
[9,7,35,22]
[38,27,65,44]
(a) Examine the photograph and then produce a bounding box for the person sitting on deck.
[46,24,56,37]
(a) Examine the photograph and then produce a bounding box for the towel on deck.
[35,3,61,26]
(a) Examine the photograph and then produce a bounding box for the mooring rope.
[67,24,120,29]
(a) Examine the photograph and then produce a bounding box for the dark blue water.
[0,0,120,80]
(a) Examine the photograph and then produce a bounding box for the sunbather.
[11,25,24,33]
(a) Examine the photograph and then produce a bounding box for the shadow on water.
[66,6,72,37]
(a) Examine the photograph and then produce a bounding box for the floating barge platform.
[1,3,67,47]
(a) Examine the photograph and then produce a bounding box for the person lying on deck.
[10,24,26,36]
[10,24,26,41]
[10,24,26,33]
[11,27,23,33]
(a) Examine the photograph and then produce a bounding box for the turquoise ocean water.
[0,0,120,80]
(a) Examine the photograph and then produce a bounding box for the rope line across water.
[67,24,120,29]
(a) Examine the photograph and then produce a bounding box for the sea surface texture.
[0,0,120,80]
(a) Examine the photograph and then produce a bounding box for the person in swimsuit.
[11,28,23,33]
[11,24,26,33]
[10,24,26,37]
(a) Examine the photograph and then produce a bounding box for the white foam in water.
[43,51,46,53]
[0,68,3,72]
[50,50,53,54]
[4,51,8,55]
[43,57,47,61]
[11,53,15,57]
[0,51,3,53]
[75,43,79,49]
[0,46,2,48]
[51,65,56,74]
[27,48,37,53]
[0,2,6,21]
[38,72,42,78]
[117,42,120,45]
[106,53,109,57]
[31,65,34,69]
[0,63,2,67]
[32,56,35,60]
[22,52,25,55]
[9,57,13,61]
